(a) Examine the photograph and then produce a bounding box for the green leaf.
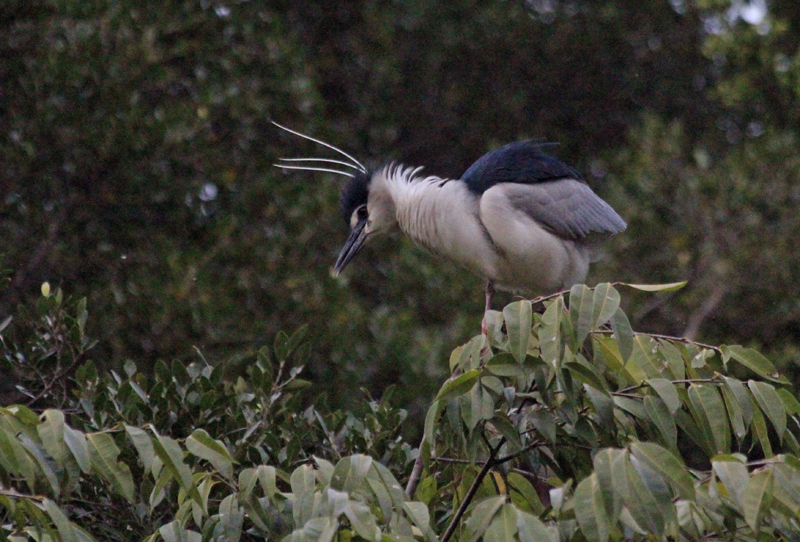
[150,432,203,507]
[528,410,557,443]
[569,283,594,346]
[750,400,773,458]
[486,353,526,377]
[467,382,495,431]
[0,315,11,334]
[613,396,648,421]
[643,396,677,451]
[743,469,773,533]
[490,413,522,451]
[484,504,518,542]
[158,521,202,542]
[238,468,258,502]
[186,429,234,480]
[257,465,278,500]
[585,386,614,430]
[37,410,67,467]
[610,307,634,363]
[776,388,800,415]
[217,493,244,542]
[302,517,336,542]
[687,384,730,454]
[507,472,545,515]
[591,283,620,331]
[125,424,159,477]
[574,474,609,542]
[748,380,786,442]
[343,500,380,541]
[17,433,59,496]
[43,498,80,542]
[290,464,316,501]
[504,300,532,363]
[592,449,623,523]
[331,454,373,493]
[314,456,335,487]
[274,330,290,362]
[435,370,481,402]
[719,384,746,441]
[627,336,664,380]
[658,340,685,381]
[454,335,488,372]
[63,424,90,474]
[370,461,406,517]
[624,457,670,534]
[722,376,753,429]
[516,508,556,542]
[424,400,444,453]
[77,297,88,337]
[630,442,694,500]
[646,378,681,414]
[403,501,430,532]
[463,496,506,542]
[539,297,563,367]
[87,432,136,504]
[721,346,784,382]
[712,455,748,508]
[622,281,687,292]
[565,362,608,393]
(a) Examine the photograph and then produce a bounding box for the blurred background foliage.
[2,0,799,417]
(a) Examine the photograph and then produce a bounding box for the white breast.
[382,168,502,280]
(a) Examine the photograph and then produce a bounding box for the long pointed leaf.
[151,432,203,507]
[591,283,620,331]
[574,474,609,542]
[504,300,532,363]
[748,380,786,443]
[570,284,594,346]
[87,432,135,504]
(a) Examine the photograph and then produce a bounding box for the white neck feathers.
[371,164,465,252]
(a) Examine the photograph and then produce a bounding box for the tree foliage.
[3,0,800,415]
[2,284,800,541]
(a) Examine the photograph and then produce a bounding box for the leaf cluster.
[3,284,800,541]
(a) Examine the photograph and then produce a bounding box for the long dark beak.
[333,219,368,276]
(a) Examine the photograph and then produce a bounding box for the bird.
[273,122,626,329]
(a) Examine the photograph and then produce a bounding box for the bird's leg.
[481,280,496,335]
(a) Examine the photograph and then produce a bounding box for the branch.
[0,487,45,501]
[495,439,544,465]
[592,328,721,354]
[26,350,87,407]
[440,438,505,542]
[405,435,425,498]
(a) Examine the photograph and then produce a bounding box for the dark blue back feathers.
[461,140,582,194]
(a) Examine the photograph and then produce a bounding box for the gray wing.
[502,179,627,239]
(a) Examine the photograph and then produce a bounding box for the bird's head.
[334,167,397,276]
[271,121,396,277]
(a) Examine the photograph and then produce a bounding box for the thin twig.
[26,351,87,407]
[591,328,721,353]
[441,439,505,542]
[0,488,45,501]
[494,439,543,465]
[617,378,719,395]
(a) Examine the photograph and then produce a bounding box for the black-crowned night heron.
[273,122,626,327]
